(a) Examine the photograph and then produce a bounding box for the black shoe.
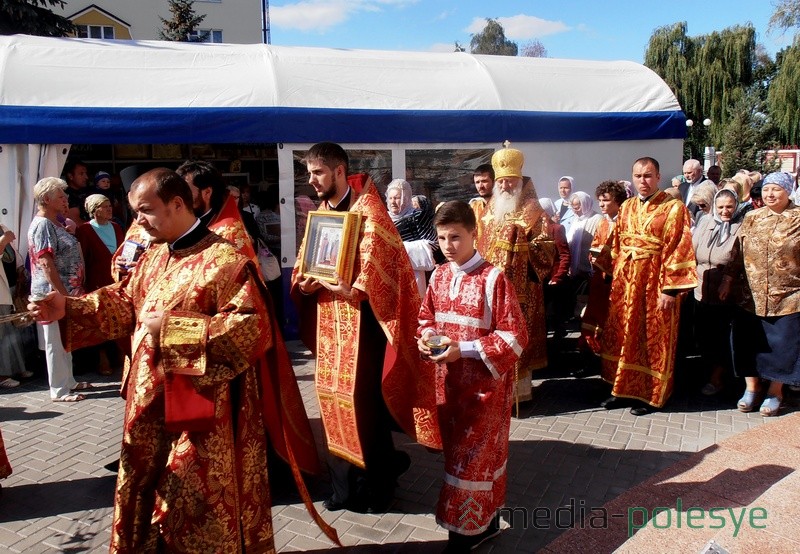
[570,368,592,379]
[471,515,501,549]
[630,405,653,416]
[444,515,501,552]
[600,396,618,409]
[322,496,347,511]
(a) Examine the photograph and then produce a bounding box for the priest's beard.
[493,182,522,222]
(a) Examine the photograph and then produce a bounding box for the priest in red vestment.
[475,145,554,410]
[579,180,628,357]
[596,158,697,416]
[418,201,527,552]
[292,142,440,514]
[112,165,319,480]
[31,169,337,553]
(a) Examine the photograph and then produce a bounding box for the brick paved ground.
[0,338,789,553]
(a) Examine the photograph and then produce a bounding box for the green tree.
[644,22,757,159]
[767,38,800,145]
[159,0,207,42]
[721,88,779,175]
[470,18,518,56]
[0,0,74,37]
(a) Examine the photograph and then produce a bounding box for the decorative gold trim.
[299,211,363,284]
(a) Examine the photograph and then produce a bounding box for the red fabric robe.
[579,216,614,354]
[418,257,527,535]
[64,232,283,552]
[292,177,441,468]
[76,221,124,292]
[475,178,554,402]
[112,198,319,477]
[596,192,697,407]
[0,427,11,480]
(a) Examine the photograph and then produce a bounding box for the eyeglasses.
[696,203,708,210]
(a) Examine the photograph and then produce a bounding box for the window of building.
[76,25,115,39]
[189,29,224,43]
[405,148,494,205]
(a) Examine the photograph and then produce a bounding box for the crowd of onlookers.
[2,156,798,415]
[0,160,289,399]
[532,160,800,416]
[383,157,800,417]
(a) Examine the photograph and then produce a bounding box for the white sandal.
[52,393,85,402]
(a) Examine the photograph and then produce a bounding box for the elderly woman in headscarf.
[385,179,438,297]
[565,192,602,280]
[692,188,746,396]
[565,191,602,321]
[720,177,755,218]
[76,193,125,376]
[721,172,800,416]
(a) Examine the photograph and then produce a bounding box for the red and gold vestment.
[113,198,319,476]
[579,216,614,354]
[418,256,526,535]
[293,179,441,468]
[64,231,291,553]
[475,179,554,403]
[596,191,697,407]
[469,197,489,245]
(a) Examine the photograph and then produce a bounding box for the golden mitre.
[491,143,524,180]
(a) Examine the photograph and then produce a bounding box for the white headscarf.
[539,197,556,218]
[386,179,415,223]
[565,191,598,276]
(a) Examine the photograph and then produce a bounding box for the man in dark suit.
[679,159,704,217]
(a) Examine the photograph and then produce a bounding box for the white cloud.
[271,1,350,32]
[271,0,418,32]
[466,14,570,40]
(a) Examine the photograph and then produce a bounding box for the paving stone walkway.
[0,339,788,553]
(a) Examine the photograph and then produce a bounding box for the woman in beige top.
[692,189,744,397]
[721,172,800,416]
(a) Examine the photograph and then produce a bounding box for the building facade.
[52,0,263,43]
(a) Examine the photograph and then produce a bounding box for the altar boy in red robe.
[417,201,527,553]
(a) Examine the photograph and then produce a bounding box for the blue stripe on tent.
[0,106,686,144]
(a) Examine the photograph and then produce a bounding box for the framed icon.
[299,210,362,284]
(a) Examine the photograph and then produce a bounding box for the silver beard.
[492,181,522,222]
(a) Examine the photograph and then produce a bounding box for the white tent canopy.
[0,35,684,145]
[0,34,685,266]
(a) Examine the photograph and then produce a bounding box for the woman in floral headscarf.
[722,172,800,416]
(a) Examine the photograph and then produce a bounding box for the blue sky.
[269,0,792,62]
